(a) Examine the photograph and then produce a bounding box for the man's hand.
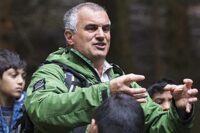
[109,73,147,103]
[164,79,198,113]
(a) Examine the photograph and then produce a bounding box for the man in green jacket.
[25,2,198,133]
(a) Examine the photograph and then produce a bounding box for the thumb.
[91,119,95,125]
[186,103,192,113]
[88,119,97,133]
[172,85,184,95]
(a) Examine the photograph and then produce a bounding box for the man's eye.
[102,25,110,32]
[85,25,98,32]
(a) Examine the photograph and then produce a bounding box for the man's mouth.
[94,43,106,49]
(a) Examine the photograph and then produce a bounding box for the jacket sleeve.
[25,64,110,133]
[131,82,194,133]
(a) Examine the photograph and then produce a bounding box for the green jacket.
[25,47,194,133]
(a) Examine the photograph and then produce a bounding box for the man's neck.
[94,63,104,76]
[93,59,105,76]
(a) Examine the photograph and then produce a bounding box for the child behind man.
[0,49,27,133]
[147,78,176,111]
[88,93,145,133]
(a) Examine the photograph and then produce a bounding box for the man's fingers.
[187,88,198,96]
[120,87,147,102]
[132,92,147,99]
[136,98,147,103]
[131,88,147,99]
[130,88,146,94]
[183,78,193,88]
[186,103,192,113]
[88,119,97,133]
[188,97,198,103]
[110,73,145,93]
[164,84,177,92]
[123,87,147,97]
[121,86,141,95]
[183,78,193,84]
[187,88,198,103]
[91,119,95,125]
[172,85,184,95]
[123,74,145,85]
[111,87,147,103]
[130,88,147,103]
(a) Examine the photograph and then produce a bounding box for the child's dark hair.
[93,93,145,133]
[0,49,27,78]
[147,78,176,98]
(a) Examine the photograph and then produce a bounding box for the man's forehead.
[78,6,105,13]
[84,23,111,27]
[78,16,110,28]
[78,7,110,21]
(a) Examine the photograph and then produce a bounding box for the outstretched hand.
[164,79,198,113]
[109,73,147,103]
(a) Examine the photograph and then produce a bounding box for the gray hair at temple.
[63,2,110,32]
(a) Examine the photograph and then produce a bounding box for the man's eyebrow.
[84,24,97,28]
[85,23,97,26]
[85,23,111,26]
[103,24,111,26]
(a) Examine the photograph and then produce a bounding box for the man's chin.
[94,52,107,58]
[93,55,106,61]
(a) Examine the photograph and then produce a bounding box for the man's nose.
[96,27,105,38]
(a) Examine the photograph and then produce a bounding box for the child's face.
[0,68,26,99]
[152,90,172,111]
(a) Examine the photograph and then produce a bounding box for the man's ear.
[64,30,74,47]
[88,119,98,133]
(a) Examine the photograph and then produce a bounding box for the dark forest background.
[0,0,200,132]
